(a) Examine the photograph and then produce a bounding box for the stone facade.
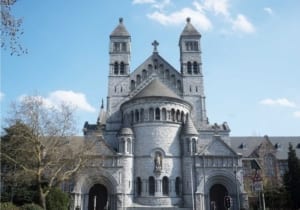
[75,18,247,210]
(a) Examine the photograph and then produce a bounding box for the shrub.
[20,203,43,210]
[46,188,69,210]
[0,202,19,210]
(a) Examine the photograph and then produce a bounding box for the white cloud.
[132,0,155,4]
[232,14,255,33]
[264,7,273,15]
[147,5,212,31]
[19,91,96,113]
[203,0,230,17]
[293,111,300,118]
[260,98,297,108]
[152,0,171,11]
[0,91,4,101]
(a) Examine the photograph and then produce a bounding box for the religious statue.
[154,152,162,172]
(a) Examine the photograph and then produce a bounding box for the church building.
[74,17,250,210]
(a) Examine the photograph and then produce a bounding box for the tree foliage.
[283,143,300,209]
[1,95,97,209]
[1,0,27,55]
[46,188,69,210]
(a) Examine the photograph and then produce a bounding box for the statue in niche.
[154,152,162,172]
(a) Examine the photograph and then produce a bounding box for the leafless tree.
[1,0,27,55]
[1,95,97,209]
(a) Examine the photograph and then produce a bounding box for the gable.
[86,136,117,156]
[129,53,183,97]
[203,136,238,157]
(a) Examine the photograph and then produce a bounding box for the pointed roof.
[97,99,106,125]
[133,79,180,99]
[182,117,198,135]
[180,17,201,37]
[110,18,130,37]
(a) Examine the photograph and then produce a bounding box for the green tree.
[283,143,300,209]
[1,95,96,209]
[46,188,69,210]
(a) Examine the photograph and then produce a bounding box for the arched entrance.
[88,184,108,210]
[209,184,228,210]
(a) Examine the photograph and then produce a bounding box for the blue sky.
[1,0,300,136]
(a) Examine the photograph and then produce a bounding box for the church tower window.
[162,176,169,195]
[149,176,155,196]
[193,61,198,74]
[114,62,119,74]
[121,42,127,51]
[120,62,125,74]
[187,62,192,74]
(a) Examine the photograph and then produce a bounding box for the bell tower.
[179,17,208,128]
[107,18,131,121]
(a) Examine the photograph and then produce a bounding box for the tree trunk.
[38,182,47,210]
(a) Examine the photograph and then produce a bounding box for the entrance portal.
[209,184,228,210]
[88,184,108,210]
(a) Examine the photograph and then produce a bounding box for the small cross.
[152,40,159,52]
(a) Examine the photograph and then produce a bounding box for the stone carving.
[154,152,162,173]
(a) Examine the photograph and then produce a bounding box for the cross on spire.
[152,40,159,53]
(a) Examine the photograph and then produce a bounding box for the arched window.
[162,176,169,196]
[130,111,134,124]
[114,62,119,74]
[142,69,147,80]
[136,74,141,85]
[175,177,181,196]
[171,109,175,121]
[149,108,154,121]
[136,177,142,196]
[264,154,276,177]
[148,64,153,71]
[162,108,167,121]
[193,62,198,74]
[127,139,131,153]
[192,138,197,153]
[135,110,139,122]
[155,108,160,120]
[187,62,192,74]
[120,62,125,75]
[181,111,185,122]
[140,109,144,122]
[171,75,176,85]
[165,69,170,80]
[149,176,155,196]
[177,80,181,90]
[176,110,181,122]
[131,80,135,91]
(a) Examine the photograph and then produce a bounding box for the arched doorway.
[88,184,108,210]
[209,184,228,210]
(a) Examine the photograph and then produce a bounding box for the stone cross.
[152,40,159,52]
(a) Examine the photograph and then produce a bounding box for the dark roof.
[180,17,201,37]
[133,79,180,99]
[182,117,198,135]
[110,18,130,37]
[230,136,300,159]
